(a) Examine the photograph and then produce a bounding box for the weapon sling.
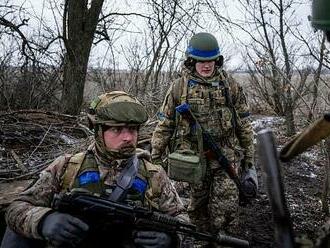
[109,155,139,202]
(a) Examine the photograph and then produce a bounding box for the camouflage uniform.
[151,66,254,247]
[5,91,190,248]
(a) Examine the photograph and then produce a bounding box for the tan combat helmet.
[87,91,148,128]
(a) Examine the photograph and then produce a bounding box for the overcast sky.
[12,0,314,70]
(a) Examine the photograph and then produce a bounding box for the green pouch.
[167,149,205,184]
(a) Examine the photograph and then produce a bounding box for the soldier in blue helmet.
[151,32,257,247]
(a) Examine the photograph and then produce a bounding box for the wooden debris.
[9,150,28,173]
[0,110,157,182]
[0,110,93,182]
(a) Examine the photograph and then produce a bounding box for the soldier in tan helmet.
[3,91,191,248]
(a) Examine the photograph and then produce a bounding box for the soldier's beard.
[106,145,136,159]
[94,131,136,164]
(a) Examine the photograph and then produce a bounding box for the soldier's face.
[103,126,138,150]
[195,61,215,77]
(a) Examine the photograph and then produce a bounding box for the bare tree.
[0,1,63,111]
[0,2,36,65]
[142,0,201,93]
[207,0,315,136]
[61,0,104,115]
[293,31,329,120]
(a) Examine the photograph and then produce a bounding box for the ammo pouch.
[167,149,206,184]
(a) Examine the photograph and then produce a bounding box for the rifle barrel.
[257,129,295,248]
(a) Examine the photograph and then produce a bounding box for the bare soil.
[226,115,328,248]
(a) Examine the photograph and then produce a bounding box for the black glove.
[40,212,89,246]
[134,231,172,248]
[240,167,258,205]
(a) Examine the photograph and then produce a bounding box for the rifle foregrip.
[217,234,250,248]
[150,212,195,229]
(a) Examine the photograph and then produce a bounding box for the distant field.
[83,71,330,117]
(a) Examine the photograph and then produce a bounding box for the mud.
[224,116,328,247]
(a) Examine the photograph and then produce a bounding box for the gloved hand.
[134,231,172,248]
[240,167,258,205]
[40,212,89,246]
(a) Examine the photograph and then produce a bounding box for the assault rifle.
[257,129,296,248]
[175,103,252,204]
[52,191,250,247]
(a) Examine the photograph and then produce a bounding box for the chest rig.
[61,151,151,207]
[173,71,238,153]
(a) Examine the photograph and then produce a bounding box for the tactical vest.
[56,151,164,248]
[171,70,237,154]
[60,150,161,209]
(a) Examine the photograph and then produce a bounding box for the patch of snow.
[290,203,299,210]
[251,116,285,132]
[302,160,320,170]
[296,161,319,178]
[297,171,318,179]
[309,172,317,178]
[301,150,319,161]
[59,134,77,145]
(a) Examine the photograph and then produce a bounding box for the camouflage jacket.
[151,67,254,167]
[5,146,189,246]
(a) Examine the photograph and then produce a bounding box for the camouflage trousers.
[187,160,238,248]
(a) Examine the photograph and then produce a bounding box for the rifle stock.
[280,113,330,162]
[257,129,295,248]
[52,191,250,248]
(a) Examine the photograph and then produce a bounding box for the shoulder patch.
[61,152,86,191]
[188,79,198,88]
